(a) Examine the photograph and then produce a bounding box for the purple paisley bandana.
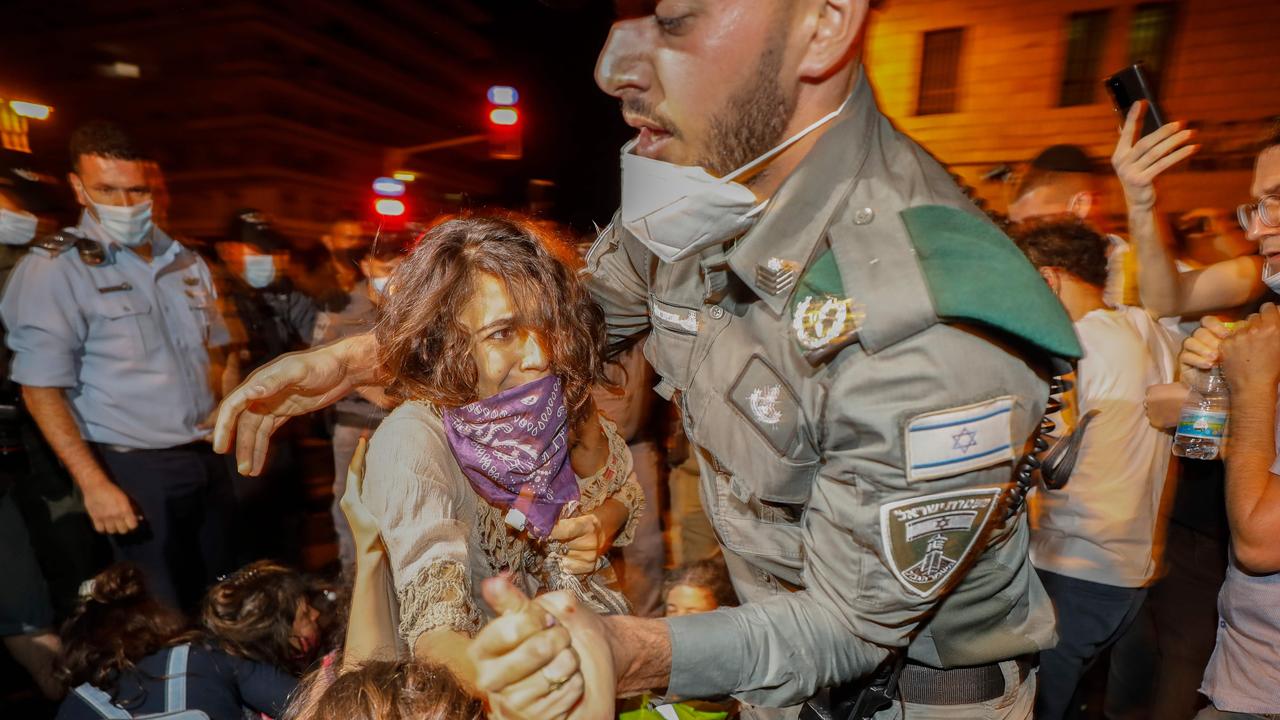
[442,375,579,539]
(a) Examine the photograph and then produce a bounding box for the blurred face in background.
[1176,209,1255,266]
[289,600,321,661]
[323,220,368,255]
[218,241,289,289]
[359,254,403,304]
[665,583,719,617]
[1007,182,1096,225]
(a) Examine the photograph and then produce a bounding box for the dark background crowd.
[2,1,1280,719]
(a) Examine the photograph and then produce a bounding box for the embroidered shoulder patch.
[880,487,1003,598]
[904,397,1015,482]
[728,355,801,456]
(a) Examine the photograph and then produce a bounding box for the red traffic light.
[486,85,522,161]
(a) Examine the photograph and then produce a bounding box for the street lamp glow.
[392,171,416,182]
[487,86,519,105]
[489,108,519,126]
[9,101,52,120]
[374,198,406,217]
[372,177,406,197]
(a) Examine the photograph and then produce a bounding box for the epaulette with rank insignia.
[29,231,78,258]
[29,229,106,266]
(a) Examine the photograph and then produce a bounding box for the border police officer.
[212,2,1082,718]
[1,121,234,609]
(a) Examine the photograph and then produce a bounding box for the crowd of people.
[2,2,1279,720]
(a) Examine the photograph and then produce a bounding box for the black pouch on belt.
[799,654,904,720]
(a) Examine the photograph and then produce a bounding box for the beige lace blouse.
[360,400,642,649]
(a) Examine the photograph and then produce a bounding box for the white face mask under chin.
[618,97,850,264]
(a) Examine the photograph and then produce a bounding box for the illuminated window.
[917,28,965,116]
[1129,3,1177,92]
[1059,10,1111,107]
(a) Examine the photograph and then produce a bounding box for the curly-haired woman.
[355,215,643,684]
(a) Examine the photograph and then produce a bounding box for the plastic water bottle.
[1173,367,1230,460]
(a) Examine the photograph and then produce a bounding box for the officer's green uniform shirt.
[584,71,1079,711]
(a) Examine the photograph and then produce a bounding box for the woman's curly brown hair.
[55,563,189,700]
[197,560,315,676]
[293,659,483,720]
[375,214,609,426]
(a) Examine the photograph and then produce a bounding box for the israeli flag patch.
[905,397,1015,482]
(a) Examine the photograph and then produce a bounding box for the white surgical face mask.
[0,208,38,246]
[91,199,154,248]
[1263,260,1280,294]
[242,254,278,289]
[618,97,850,264]
[370,276,390,295]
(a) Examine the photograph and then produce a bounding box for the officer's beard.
[698,33,797,185]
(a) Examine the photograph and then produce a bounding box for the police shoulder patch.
[880,487,1004,599]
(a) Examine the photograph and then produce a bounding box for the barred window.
[1059,10,1111,107]
[1129,3,1177,92]
[917,28,965,116]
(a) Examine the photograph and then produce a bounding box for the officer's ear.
[67,172,91,208]
[796,0,871,81]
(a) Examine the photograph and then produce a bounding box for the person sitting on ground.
[196,560,324,678]
[293,659,483,720]
[663,558,738,618]
[619,559,741,720]
[53,563,297,720]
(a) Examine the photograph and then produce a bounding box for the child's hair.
[300,659,483,720]
[198,560,316,675]
[664,558,739,608]
[56,563,189,698]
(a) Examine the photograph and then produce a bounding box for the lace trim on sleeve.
[577,415,646,547]
[396,559,484,647]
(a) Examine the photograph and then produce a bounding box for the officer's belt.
[94,440,211,455]
[897,656,1033,705]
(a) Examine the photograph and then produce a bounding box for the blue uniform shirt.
[0,211,229,449]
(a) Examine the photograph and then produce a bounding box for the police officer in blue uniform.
[0,121,235,609]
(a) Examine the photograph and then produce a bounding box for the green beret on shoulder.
[901,205,1082,360]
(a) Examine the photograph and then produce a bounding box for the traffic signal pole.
[383,133,486,175]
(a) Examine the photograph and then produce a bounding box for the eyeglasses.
[1237,194,1280,232]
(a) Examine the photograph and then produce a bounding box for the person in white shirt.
[1012,217,1178,720]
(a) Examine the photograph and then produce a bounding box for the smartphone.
[1105,63,1166,137]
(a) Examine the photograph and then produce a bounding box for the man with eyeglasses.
[1175,132,1280,719]
[1118,116,1280,718]
[0,121,235,610]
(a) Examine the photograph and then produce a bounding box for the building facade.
[1,0,504,243]
[865,0,1280,218]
